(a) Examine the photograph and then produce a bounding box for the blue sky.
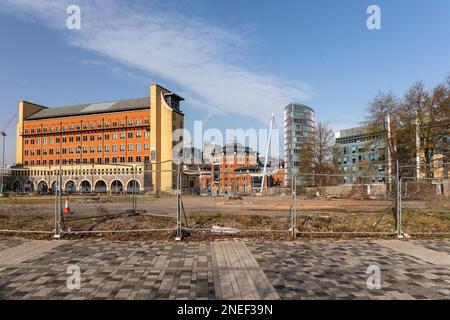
[0,0,449,164]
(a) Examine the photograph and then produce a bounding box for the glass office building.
[284,103,315,188]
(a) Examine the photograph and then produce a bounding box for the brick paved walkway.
[0,238,449,299]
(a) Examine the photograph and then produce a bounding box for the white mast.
[260,113,275,193]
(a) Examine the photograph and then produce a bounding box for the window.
[144,143,149,150]
[128,132,133,139]
[97,146,102,152]
[120,132,125,139]
[136,144,141,151]
[120,145,125,152]
[112,145,117,152]
[112,133,118,140]
[136,131,141,138]
[128,144,133,151]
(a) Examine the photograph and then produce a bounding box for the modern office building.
[334,126,387,184]
[283,103,315,187]
[11,83,184,193]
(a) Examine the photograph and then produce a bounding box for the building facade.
[334,126,387,184]
[195,143,285,194]
[283,103,315,187]
[12,83,184,193]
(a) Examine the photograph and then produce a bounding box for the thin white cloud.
[1,0,312,123]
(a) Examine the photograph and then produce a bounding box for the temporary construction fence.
[1,166,448,239]
[399,177,450,235]
[0,167,56,235]
[289,172,399,237]
[1,165,180,238]
[179,168,292,236]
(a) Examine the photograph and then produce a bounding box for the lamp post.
[0,131,6,197]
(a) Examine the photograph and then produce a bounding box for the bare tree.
[314,121,336,175]
[366,78,450,179]
[314,122,334,167]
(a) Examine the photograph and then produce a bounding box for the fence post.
[53,169,62,239]
[398,178,402,236]
[132,166,137,214]
[395,160,402,238]
[53,170,58,238]
[175,165,182,241]
[291,173,297,239]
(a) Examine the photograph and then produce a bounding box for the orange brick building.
[18,102,151,166]
[12,84,185,193]
[197,143,286,194]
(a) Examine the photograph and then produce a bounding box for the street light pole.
[0,132,6,197]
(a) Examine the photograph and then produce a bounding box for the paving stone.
[0,238,449,299]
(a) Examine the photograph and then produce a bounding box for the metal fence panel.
[291,173,398,236]
[179,169,292,237]
[0,168,55,235]
[400,177,450,235]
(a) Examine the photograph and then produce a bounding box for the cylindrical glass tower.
[284,103,316,188]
